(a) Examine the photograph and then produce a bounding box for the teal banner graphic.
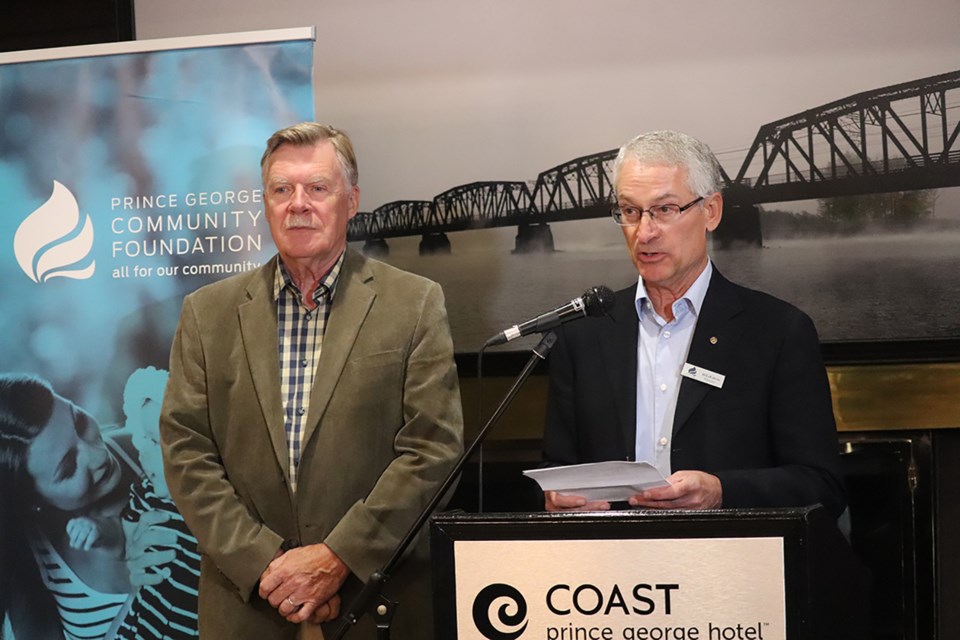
[0,30,314,639]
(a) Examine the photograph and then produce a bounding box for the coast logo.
[14,180,96,282]
[472,583,528,640]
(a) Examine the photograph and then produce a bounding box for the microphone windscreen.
[582,285,615,317]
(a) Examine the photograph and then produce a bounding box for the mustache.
[284,214,319,229]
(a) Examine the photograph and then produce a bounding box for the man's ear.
[347,185,360,219]
[704,192,723,232]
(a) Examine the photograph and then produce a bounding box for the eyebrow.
[618,192,683,205]
[267,175,331,186]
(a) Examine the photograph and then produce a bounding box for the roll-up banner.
[0,28,315,639]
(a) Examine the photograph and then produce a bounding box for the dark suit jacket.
[160,248,464,639]
[542,268,846,516]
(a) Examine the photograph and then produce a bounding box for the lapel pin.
[709,336,718,345]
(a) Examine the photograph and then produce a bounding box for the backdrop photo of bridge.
[345,69,960,350]
[348,68,960,255]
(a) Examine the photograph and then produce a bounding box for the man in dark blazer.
[160,123,463,639]
[542,130,845,517]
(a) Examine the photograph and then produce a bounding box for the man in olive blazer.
[160,124,463,639]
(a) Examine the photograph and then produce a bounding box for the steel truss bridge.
[347,68,960,250]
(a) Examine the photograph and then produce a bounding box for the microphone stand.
[330,331,558,640]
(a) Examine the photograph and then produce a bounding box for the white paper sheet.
[523,461,670,501]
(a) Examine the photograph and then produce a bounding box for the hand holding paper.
[627,469,723,510]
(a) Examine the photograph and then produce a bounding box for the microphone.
[484,285,615,347]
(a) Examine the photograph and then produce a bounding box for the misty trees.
[817,190,938,234]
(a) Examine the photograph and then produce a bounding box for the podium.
[431,506,869,640]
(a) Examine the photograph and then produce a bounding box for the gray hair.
[612,130,722,197]
[260,122,358,187]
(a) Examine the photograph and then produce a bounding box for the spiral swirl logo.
[472,583,528,640]
[14,181,96,282]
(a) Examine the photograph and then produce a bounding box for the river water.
[362,225,960,352]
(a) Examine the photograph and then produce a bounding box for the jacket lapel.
[672,269,744,437]
[301,249,375,448]
[237,257,288,479]
[599,285,640,457]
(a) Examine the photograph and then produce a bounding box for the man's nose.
[633,214,660,243]
[289,184,310,208]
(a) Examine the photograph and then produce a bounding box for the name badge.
[681,362,725,389]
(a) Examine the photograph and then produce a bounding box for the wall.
[135,0,960,219]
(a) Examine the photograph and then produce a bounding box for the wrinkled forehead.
[264,140,349,185]
[615,161,691,196]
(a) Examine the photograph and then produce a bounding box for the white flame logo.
[14,181,96,282]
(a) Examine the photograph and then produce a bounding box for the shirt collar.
[273,251,345,305]
[635,259,713,320]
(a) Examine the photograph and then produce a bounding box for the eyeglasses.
[610,196,704,226]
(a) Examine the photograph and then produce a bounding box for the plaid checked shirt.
[274,252,343,491]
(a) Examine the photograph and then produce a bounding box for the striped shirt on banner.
[28,533,128,640]
[275,253,343,491]
[115,478,200,639]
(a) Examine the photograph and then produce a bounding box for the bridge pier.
[513,223,555,253]
[714,203,762,249]
[419,232,451,255]
[362,238,390,257]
